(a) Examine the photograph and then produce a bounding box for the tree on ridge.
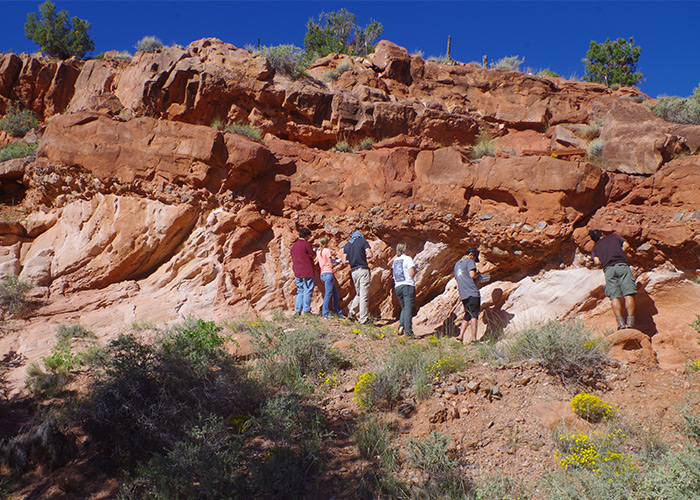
[582,37,642,87]
[25,0,94,59]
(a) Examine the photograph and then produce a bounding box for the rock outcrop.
[0,39,698,393]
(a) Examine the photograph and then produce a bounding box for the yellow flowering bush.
[556,429,635,475]
[229,414,251,434]
[353,371,376,408]
[317,369,339,387]
[426,354,467,382]
[570,393,617,422]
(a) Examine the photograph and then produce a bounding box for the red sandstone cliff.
[0,39,698,389]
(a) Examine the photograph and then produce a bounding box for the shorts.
[462,296,481,320]
[603,263,637,299]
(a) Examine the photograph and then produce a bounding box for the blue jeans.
[320,272,341,317]
[395,284,415,336]
[295,277,314,313]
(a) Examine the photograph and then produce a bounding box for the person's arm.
[593,256,602,266]
[622,240,632,253]
[341,247,348,265]
[408,266,416,279]
[365,244,373,261]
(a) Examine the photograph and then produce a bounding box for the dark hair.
[299,227,311,239]
[466,247,480,262]
[588,229,603,242]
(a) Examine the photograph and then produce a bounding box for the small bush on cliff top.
[251,44,311,80]
[134,35,163,52]
[0,103,38,138]
[538,68,560,78]
[650,84,700,125]
[492,55,524,71]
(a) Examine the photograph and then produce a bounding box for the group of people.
[290,228,373,322]
[290,226,638,339]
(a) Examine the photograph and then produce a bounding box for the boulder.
[370,41,413,86]
[605,329,657,366]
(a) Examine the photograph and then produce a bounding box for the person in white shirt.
[392,242,417,338]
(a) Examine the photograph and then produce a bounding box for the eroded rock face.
[20,194,199,291]
[0,38,698,387]
[37,112,271,194]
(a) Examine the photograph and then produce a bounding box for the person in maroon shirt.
[291,227,315,315]
[589,229,637,329]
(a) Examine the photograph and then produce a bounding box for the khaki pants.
[349,268,370,324]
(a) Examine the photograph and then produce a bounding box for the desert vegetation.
[650,84,700,125]
[134,36,163,52]
[2,315,698,498]
[24,0,94,58]
[0,103,38,138]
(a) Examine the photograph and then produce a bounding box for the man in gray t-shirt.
[454,248,481,344]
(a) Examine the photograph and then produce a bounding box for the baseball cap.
[467,248,480,262]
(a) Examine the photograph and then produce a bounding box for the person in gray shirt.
[454,248,481,344]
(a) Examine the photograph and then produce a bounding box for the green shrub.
[492,55,524,71]
[323,69,339,82]
[538,68,560,78]
[650,85,700,125]
[354,338,467,409]
[357,137,374,151]
[252,44,310,79]
[134,36,163,52]
[56,323,93,342]
[304,8,383,58]
[407,431,472,498]
[484,320,607,385]
[0,104,38,138]
[355,417,398,466]
[470,130,497,160]
[575,120,603,140]
[0,276,33,318]
[336,61,352,74]
[24,0,94,59]
[76,319,259,462]
[26,340,79,396]
[225,121,263,142]
[0,141,38,163]
[471,474,528,499]
[586,138,605,164]
[110,50,132,61]
[333,140,353,152]
[249,325,349,393]
[76,344,108,368]
[120,416,245,499]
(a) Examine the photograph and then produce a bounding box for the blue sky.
[1,1,699,98]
